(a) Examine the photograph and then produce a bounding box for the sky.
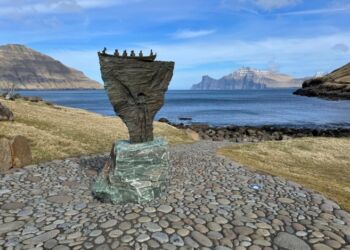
[0,0,350,89]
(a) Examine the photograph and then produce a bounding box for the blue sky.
[1,0,350,89]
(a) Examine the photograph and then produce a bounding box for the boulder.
[11,135,32,168]
[0,135,32,171]
[0,102,14,121]
[0,138,12,171]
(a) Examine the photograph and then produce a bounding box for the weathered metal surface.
[98,52,174,143]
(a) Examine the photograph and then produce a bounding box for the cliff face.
[0,44,102,90]
[191,67,303,90]
[294,62,350,100]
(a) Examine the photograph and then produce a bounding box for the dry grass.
[0,99,194,164]
[218,137,350,211]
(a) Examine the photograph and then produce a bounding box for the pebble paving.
[0,141,349,249]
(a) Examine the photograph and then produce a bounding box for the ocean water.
[18,89,350,128]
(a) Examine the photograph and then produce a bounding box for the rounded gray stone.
[152,232,169,243]
[170,234,184,246]
[136,233,150,242]
[47,195,73,204]
[52,246,70,250]
[0,221,25,235]
[100,219,117,228]
[157,205,173,213]
[313,244,333,250]
[22,230,60,245]
[144,222,162,232]
[273,232,311,250]
[191,231,213,247]
[207,222,222,232]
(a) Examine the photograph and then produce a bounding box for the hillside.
[294,62,350,100]
[191,67,303,90]
[0,44,102,90]
[0,98,194,163]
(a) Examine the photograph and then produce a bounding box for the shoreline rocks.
[159,119,350,142]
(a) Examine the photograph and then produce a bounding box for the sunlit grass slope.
[0,98,193,164]
[218,137,350,211]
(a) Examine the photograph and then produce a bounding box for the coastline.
[161,120,350,142]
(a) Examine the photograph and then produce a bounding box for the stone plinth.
[92,138,170,204]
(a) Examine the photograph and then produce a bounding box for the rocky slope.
[294,62,350,100]
[0,44,102,90]
[191,67,303,90]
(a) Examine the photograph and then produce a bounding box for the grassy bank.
[218,137,350,211]
[0,99,194,164]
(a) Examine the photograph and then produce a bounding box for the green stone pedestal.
[92,138,170,204]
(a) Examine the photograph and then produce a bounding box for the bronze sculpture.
[98,49,174,143]
[93,48,174,204]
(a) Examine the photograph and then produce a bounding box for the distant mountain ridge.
[0,44,102,90]
[191,67,304,90]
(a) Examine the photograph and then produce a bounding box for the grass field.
[0,98,194,164]
[218,137,350,211]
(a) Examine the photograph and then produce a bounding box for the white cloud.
[254,0,301,10]
[47,33,350,89]
[221,0,302,11]
[171,29,216,39]
[332,43,349,52]
[0,0,140,15]
[280,4,350,16]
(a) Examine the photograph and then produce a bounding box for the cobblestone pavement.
[0,141,349,250]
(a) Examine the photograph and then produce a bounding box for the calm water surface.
[18,89,350,128]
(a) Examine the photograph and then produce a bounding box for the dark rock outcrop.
[294,62,350,100]
[99,51,174,143]
[0,44,103,90]
[192,67,304,90]
[0,102,14,121]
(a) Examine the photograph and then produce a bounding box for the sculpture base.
[92,138,170,204]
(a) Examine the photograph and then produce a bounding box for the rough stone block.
[92,138,170,204]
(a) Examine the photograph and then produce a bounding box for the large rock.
[294,62,350,100]
[0,135,32,171]
[92,138,170,204]
[0,102,14,121]
[99,51,174,143]
[0,138,12,171]
[11,135,32,168]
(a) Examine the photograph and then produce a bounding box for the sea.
[18,89,350,128]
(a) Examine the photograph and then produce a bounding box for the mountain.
[191,67,304,90]
[294,62,350,100]
[0,44,102,90]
